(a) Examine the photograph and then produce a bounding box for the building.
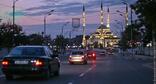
[88,2,119,48]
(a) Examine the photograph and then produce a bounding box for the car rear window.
[9,47,46,56]
[71,51,84,55]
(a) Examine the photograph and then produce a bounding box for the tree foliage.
[53,35,67,50]
[120,0,156,49]
[28,34,44,45]
[0,21,52,48]
[0,22,24,48]
[131,0,156,42]
[120,23,142,49]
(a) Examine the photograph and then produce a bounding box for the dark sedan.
[86,50,96,60]
[1,46,60,80]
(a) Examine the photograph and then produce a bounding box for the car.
[99,51,106,56]
[86,50,96,60]
[1,45,60,80]
[68,50,87,64]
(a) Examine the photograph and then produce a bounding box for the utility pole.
[12,0,18,47]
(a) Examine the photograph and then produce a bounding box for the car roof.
[16,45,47,48]
[71,49,84,51]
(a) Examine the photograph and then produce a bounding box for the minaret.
[106,7,110,28]
[100,1,104,25]
[82,4,86,48]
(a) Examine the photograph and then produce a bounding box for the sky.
[0,0,137,38]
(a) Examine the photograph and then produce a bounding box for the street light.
[116,2,129,27]
[116,10,128,27]
[115,20,124,33]
[122,2,129,26]
[61,22,70,36]
[43,10,54,37]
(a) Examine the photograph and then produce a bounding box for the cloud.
[8,11,25,16]
[21,0,137,17]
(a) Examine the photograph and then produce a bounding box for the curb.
[122,52,153,60]
[142,63,153,69]
[134,55,153,61]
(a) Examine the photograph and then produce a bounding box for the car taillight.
[35,60,43,66]
[92,53,96,57]
[82,56,85,59]
[31,60,43,66]
[2,60,9,66]
[69,56,72,59]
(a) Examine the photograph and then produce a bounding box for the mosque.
[82,2,119,48]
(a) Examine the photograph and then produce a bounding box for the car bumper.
[68,59,86,63]
[87,55,96,60]
[2,67,47,75]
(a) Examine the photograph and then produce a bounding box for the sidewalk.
[121,52,153,69]
[134,54,153,60]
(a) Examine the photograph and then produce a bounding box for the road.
[0,51,153,84]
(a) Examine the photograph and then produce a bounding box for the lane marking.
[0,75,5,78]
[79,73,84,77]
[79,65,96,77]
[68,82,73,84]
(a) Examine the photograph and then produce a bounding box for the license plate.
[15,60,28,64]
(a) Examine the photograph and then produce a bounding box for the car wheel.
[69,62,73,65]
[5,74,13,80]
[53,70,60,76]
[84,61,87,64]
[44,68,50,79]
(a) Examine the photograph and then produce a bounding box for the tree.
[53,35,67,50]
[28,34,44,45]
[0,21,24,48]
[131,0,156,44]
[119,22,142,49]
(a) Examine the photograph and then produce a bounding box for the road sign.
[72,18,80,31]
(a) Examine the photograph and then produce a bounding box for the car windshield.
[71,51,84,55]
[9,47,46,56]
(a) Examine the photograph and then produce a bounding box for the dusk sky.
[0,0,137,38]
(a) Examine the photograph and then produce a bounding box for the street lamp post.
[116,2,129,27]
[13,0,18,28]
[43,10,54,37]
[115,20,124,53]
[115,20,124,34]
[123,2,129,26]
[116,10,128,28]
[61,22,70,36]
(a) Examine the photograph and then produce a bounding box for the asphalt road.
[0,51,153,84]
